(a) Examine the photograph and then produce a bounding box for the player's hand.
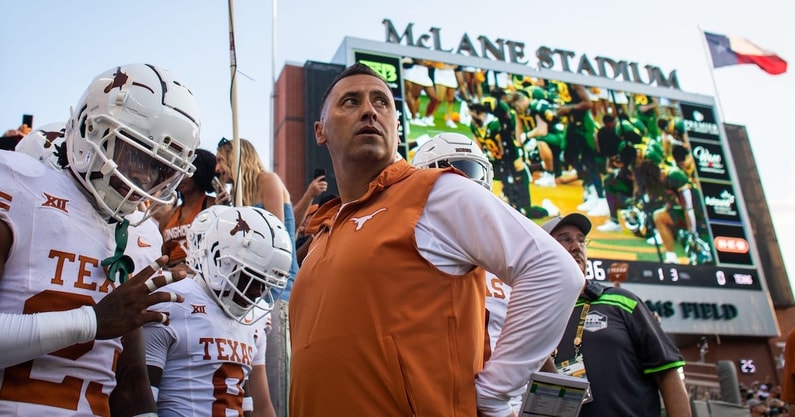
[93,255,185,339]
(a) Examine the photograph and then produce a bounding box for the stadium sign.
[383,18,681,89]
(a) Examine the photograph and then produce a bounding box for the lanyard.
[552,300,591,363]
[573,302,591,357]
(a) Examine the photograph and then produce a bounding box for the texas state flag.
[705,32,787,75]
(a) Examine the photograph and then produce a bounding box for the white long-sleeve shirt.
[416,174,584,416]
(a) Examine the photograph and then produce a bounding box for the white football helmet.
[64,64,201,225]
[15,121,66,169]
[185,204,233,272]
[190,206,293,324]
[411,132,494,190]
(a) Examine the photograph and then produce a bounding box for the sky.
[1,0,793,290]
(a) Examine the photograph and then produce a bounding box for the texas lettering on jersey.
[48,249,118,293]
[199,338,255,367]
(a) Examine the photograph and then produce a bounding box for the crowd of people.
[0,60,785,417]
[744,382,789,416]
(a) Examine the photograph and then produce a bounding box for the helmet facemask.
[208,251,288,323]
[77,119,194,222]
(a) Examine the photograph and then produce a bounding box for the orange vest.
[290,160,486,417]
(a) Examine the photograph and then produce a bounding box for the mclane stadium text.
[383,19,681,90]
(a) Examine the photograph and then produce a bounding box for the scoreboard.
[332,36,778,336]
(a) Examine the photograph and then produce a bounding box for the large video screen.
[355,51,759,292]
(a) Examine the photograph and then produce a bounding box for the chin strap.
[101,218,135,283]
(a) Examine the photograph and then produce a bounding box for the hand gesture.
[306,175,328,199]
[213,177,232,206]
[215,189,231,206]
[93,255,185,339]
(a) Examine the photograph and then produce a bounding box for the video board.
[352,47,762,294]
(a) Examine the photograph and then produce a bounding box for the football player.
[469,100,557,219]
[630,93,660,140]
[469,97,529,205]
[0,64,200,416]
[144,206,292,417]
[505,88,565,187]
[658,117,690,161]
[555,82,608,216]
[653,166,712,265]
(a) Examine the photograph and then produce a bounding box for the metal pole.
[228,0,243,207]
[270,0,278,170]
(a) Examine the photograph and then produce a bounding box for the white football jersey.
[484,272,512,353]
[484,272,521,414]
[144,278,264,417]
[0,151,125,416]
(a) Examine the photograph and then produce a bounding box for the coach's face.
[314,74,399,170]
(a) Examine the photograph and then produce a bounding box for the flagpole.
[228,0,242,207]
[697,25,727,123]
[269,0,277,171]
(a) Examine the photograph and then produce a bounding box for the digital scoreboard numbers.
[586,259,760,290]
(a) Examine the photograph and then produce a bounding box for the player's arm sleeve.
[142,320,176,371]
[421,175,585,417]
[0,306,96,367]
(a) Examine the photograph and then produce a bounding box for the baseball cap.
[541,213,592,236]
[747,399,764,407]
